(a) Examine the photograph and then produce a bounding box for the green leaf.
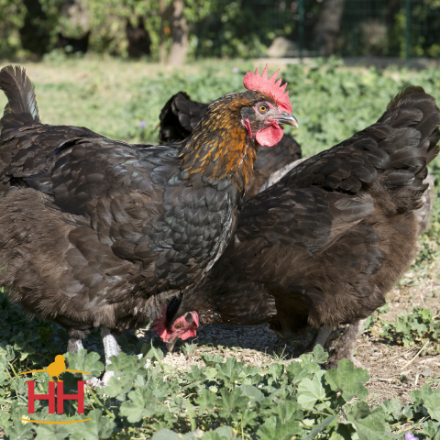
[381,398,403,421]
[303,414,338,440]
[286,358,321,385]
[218,387,249,419]
[204,426,237,439]
[200,353,224,367]
[297,374,328,410]
[194,389,218,413]
[309,344,329,364]
[151,429,182,440]
[100,375,133,401]
[4,421,34,440]
[347,407,390,440]
[256,415,302,440]
[424,392,440,421]
[120,387,164,423]
[11,331,39,360]
[325,359,370,401]
[142,343,164,362]
[421,420,440,440]
[34,420,71,440]
[238,385,264,403]
[63,349,104,377]
[69,409,116,440]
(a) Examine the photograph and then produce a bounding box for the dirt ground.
[139,266,440,405]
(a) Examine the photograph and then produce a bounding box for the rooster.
[0,65,298,383]
[154,87,440,367]
[158,91,302,199]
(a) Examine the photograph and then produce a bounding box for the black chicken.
[57,31,91,54]
[0,65,298,383]
[154,87,440,367]
[158,91,302,198]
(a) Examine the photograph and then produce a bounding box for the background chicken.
[158,91,302,198]
[0,65,297,384]
[154,87,440,368]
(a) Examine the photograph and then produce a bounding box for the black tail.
[158,92,209,143]
[0,65,40,132]
[378,86,440,212]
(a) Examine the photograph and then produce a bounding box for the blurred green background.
[1,0,440,61]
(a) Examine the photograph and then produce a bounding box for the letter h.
[27,381,55,414]
[57,381,85,414]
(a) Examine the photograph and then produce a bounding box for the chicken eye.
[259,105,268,113]
[175,323,182,329]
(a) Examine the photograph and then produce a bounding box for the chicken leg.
[67,338,84,353]
[327,319,366,369]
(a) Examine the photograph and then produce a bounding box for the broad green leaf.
[269,401,303,424]
[422,420,440,440]
[200,353,224,367]
[64,349,104,377]
[286,358,321,385]
[325,359,369,401]
[120,387,163,422]
[195,389,219,413]
[238,385,264,403]
[34,419,71,440]
[256,415,302,440]
[218,387,249,419]
[69,410,116,440]
[151,429,182,440]
[297,375,327,410]
[381,398,403,421]
[4,421,34,440]
[424,392,440,421]
[100,375,132,401]
[309,344,329,364]
[348,407,390,440]
[303,414,338,440]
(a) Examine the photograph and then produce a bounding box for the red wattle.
[256,124,284,147]
[179,328,198,340]
[151,307,171,342]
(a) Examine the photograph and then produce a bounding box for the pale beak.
[275,112,299,128]
[166,336,179,352]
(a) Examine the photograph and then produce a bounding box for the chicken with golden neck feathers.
[0,64,297,384]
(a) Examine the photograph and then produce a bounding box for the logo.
[19,354,92,425]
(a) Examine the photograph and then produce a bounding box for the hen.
[154,87,440,367]
[158,91,302,198]
[0,65,297,381]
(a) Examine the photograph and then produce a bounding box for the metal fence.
[194,0,440,60]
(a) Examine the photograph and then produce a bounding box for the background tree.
[168,0,188,65]
[313,0,346,56]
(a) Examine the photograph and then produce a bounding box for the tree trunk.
[61,0,89,31]
[313,0,346,56]
[159,0,167,64]
[168,0,188,66]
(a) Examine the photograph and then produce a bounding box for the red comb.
[243,64,292,114]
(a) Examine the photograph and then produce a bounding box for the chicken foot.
[84,327,122,387]
[326,319,366,369]
[67,338,84,353]
[304,324,333,353]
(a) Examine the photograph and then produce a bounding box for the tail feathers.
[386,86,426,110]
[158,91,208,143]
[0,65,40,132]
[378,87,440,213]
